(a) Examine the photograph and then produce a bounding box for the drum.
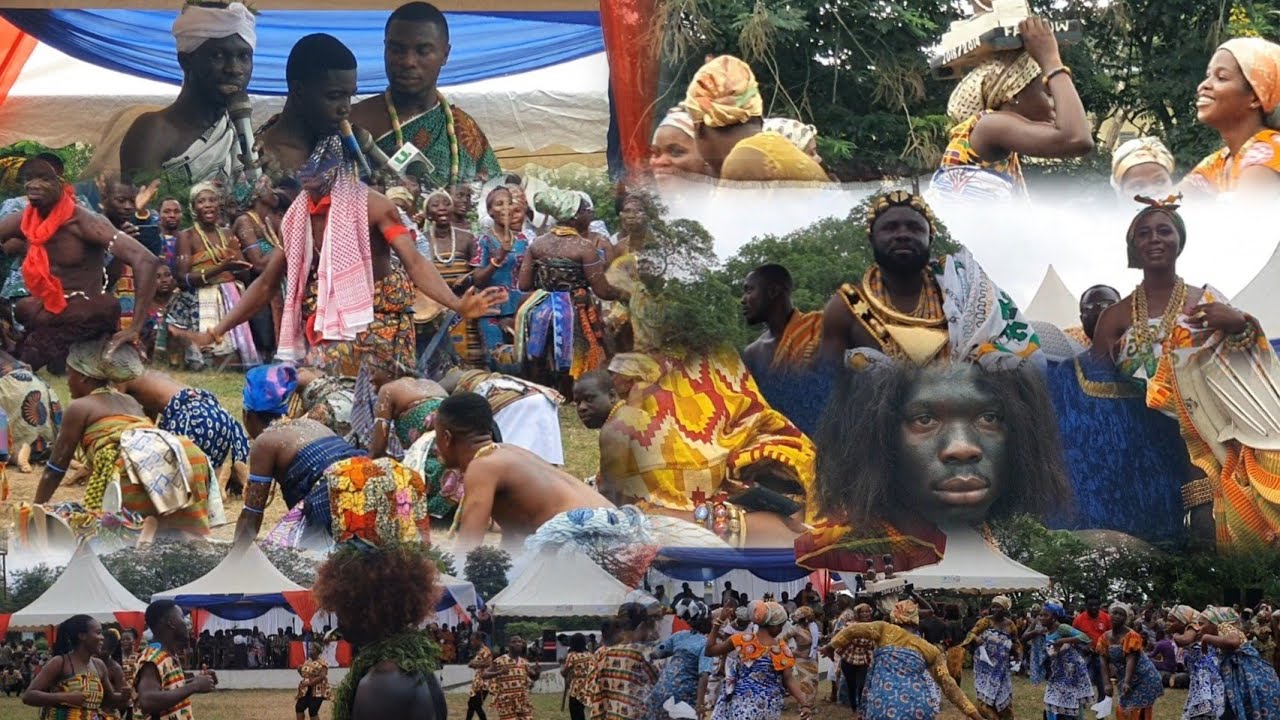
[412,290,445,323]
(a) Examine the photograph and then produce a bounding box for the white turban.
[172,2,257,54]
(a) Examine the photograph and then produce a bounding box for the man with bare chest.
[0,156,161,373]
[197,34,503,376]
[435,392,646,561]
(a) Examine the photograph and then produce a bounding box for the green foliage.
[463,546,511,602]
[331,630,440,720]
[1,563,61,613]
[428,547,458,577]
[501,621,546,646]
[101,540,226,601]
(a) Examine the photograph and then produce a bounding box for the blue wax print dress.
[1181,641,1225,720]
[649,631,713,718]
[1217,625,1280,720]
[471,230,531,359]
[971,622,1015,711]
[863,645,942,719]
[1097,630,1164,712]
[1043,624,1095,720]
[710,633,793,720]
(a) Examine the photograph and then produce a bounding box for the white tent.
[0,42,609,170]
[897,526,1050,593]
[9,543,147,628]
[438,572,479,612]
[1232,239,1280,336]
[153,543,305,599]
[1024,265,1079,329]
[487,550,631,617]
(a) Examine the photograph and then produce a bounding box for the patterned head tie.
[656,107,697,140]
[67,338,144,383]
[533,187,585,223]
[890,599,920,626]
[750,600,789,628]
[681,55,764,129]
[866,190,938,239]
[1218,37,1280,129]
[1110,136,1176,190]
[1126,194,1186,269]
[1042,599,1066,619]
[991,595,1012,611]
[792,605,816,624]
[1198,605,1240,628]
[947,51,1043,123]
[1167,605,1199,628]
[243,363,298,416]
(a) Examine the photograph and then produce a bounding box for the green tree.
[464,546,512,602]
[102,540,225,600]
[1,563,61,613]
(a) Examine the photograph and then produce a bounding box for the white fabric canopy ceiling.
[897,526,1050,593]
[153,543,304,599]
[10,544,147,628]
[487,550,631,617]
[1024,265,1080,329]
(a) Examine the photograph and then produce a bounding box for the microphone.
[338,120,373,181]
[227,92,261,183]
[356,129,396,175]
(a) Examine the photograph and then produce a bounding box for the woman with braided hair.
[311,541,447,720]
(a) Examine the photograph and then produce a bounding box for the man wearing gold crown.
[817,191,1042,371]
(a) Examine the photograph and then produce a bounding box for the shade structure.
[1233,239,1280,337]
[153,543,305,620]
[486,550,631,617]
[437,572,481,613]
[896,526,1050,593]
[651,547,813,583]
[9,543,147,628]
[1024,265,1079,329]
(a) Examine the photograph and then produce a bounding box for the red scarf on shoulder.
[20,184,76,314]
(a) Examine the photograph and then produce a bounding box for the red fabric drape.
[288,640,352,668]
[283,591,318,631]
[0,19,36,105]
[188,608,210,634]
[0,613,9,638]
[113,611,147,637]
[600,0,659,174]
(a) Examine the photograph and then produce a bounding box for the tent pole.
[600,0,658,177]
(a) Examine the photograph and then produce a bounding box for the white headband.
[173,2,257,54]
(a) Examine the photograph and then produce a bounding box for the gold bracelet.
[1043,66,1073,85]
[1181,478,1214,510]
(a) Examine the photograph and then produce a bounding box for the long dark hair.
[814,362,1072,524]
[53,615,96,656]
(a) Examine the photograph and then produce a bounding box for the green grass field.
[0,677,1191,719]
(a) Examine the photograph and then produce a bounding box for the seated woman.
[312,542,447,720]
[930,17,1092,201]
[1091,196,1280,550]
[171,183,257,368]
[1181,37,1280,196]
[516,188,622,392]
[1111,137,1176,201]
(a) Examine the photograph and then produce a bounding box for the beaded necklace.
[385,89,460,186]
[194,224,231,261]
[431,224,458,265]
[864,265,944,321]
[1130,277,1187,356]
[247,211,280,249]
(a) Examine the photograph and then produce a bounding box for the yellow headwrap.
[947,52,1043,123]
[1219,37,1280,128]
[608,353,662,385]
[992,595,1012,611]
[386,186,418,207]
[1110,137,1176,189]
[682,55,764,129]
[891,600,920,626]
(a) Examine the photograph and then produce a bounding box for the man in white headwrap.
[118,1,257,186]
[1110,137,1176,200]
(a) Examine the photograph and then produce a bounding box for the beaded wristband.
[1181,477,1214,510]
[1043,66,1073,85]
[46,462,67,475]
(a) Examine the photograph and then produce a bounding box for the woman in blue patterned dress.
[1166,605,1225,720]
[1096,603,1164,720]
[822,600,984,720]
[1199,605,1280,720]
[1035,601,1095,720]
[704,601,812,720]
[1022,603,1048,686]
[471,186,532,369]
[649,599,713,718]
[961,595,1019,718]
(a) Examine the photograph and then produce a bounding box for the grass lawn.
[5,369,601,543]
[0,677,1191,719]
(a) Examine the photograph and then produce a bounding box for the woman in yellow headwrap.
[681,56,828,183]
[1111,137,1176,200]
[1183,37,1280,194]
[932,17,1092,201]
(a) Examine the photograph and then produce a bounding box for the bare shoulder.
[349,94,387,125]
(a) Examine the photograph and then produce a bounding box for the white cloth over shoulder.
[494,393,565,465]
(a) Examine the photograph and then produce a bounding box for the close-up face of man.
[385,19,450,98]
[181,35,254,103]
[894,364,1007,525]
[298,70,357,137]
[572,375,615,430]
[1079,285,1121,339]
[870,205,931,275]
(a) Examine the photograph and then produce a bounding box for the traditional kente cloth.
[1216,624,1280,720]
[1183,129,1280,194]
[10,501,146,554]
[468,644,493,697]
[0,361,60,451]
[563,649,595,703]
[1182,642,1226,720]
[516,280,606,380]
[710,633,793,720]
[82,414,211,536]
[1116,284,1280,550]
[427,239,482,367]
[373,99,502,188]
[1042,625,1095,717]
[594,643,659,720]
[262,435,365,547]
[18,295,120,372]
[837,248,1041,369]
[771,310,822,368]
[828,621,979,719]
[135,646,192,720]
[719,131,829,182]
[1097,630,1164,714]
[303,270,416,378]
[599,347,816,517]
[745,311,831,438]
[931,112,1028,201]
[158,388,250,475]
[1043,353,1187,543]
[180,240,259,362]
[41,659,106,720]
[488,654,535,720]
[970,622,1015,711]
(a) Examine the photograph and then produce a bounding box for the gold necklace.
[1130,277,1187,353]
[194,224,229,260]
